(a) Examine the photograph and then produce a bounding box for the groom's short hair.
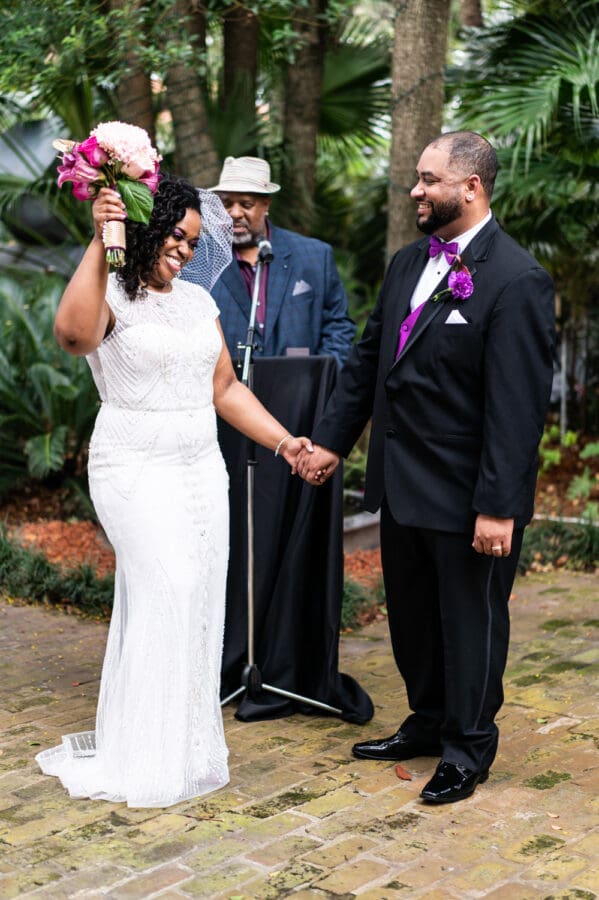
[432,131,498,200]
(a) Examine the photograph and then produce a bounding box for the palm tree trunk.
[166,0,220,186]
[110,0,155,140]
[460,0,483,27]
[387,0,451,257]
[282,0,327,232]
[223,4,259,128]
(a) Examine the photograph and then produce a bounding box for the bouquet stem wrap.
[102,220,127,267]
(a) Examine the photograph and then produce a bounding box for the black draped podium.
[218,356,373,723]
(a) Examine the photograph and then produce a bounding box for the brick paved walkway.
[0,571,598,898]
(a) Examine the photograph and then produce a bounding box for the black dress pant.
[380,498,523,772]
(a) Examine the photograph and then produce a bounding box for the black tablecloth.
[218,356,374,723]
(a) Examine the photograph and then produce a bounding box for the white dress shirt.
[409,211,492,312]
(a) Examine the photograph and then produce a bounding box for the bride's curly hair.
[116,173,201,301]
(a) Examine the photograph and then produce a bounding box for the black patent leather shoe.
[352,730,441,761]
[420,761,489,804]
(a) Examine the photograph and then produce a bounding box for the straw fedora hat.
[209,156,280,194]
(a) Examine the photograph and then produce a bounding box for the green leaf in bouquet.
[117,179,154,224]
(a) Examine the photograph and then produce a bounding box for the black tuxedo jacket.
[313,217,556,532]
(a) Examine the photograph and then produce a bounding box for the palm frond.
[450,3,598,164]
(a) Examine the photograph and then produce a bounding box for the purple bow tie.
[429,235,459,264]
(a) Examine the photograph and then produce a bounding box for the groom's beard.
[417,197,463,235]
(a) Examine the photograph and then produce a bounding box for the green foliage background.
[0,0,598,506]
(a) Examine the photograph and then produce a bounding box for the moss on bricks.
[518,833,566,856]
[525,770,572,790]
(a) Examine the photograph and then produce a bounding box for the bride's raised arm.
[54,187,125,356]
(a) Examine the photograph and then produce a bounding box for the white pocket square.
[445,310,469,325]
[292,279,311,296]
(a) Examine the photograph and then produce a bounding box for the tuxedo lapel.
[384,239,429,367]
[467,214,498,264]
[393,289,447,364]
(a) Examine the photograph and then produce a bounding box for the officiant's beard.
[232,230,258,248]
[416,197,463,235]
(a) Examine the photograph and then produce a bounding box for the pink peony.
[92,121,160,176]
[77,135,109,167]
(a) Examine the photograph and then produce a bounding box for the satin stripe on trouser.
[380,498,523,772]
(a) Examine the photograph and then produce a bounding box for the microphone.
[257,234,274,263]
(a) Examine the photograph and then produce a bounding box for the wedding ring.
[491,545,502,551]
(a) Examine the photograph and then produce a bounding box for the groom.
[299,131,555,803]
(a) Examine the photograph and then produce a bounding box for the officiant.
[182,156,373,723]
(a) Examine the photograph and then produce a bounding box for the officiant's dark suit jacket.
[313,216,555,534]
[209,223,355,368]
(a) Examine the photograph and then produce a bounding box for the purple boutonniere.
[432,255,474,303]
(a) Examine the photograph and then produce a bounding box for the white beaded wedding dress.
[36,274,230,807]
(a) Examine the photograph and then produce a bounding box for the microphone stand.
[220,238,342,717]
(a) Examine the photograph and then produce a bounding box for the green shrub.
[538,426,581,473]
[561,429,579,449]
[0,526,113,617]
[519,520,599,574]
[580,441,599,460]
[344,422,371,493]
[567,467,595,502]
[0,271,99,499]
[341,574,384,630]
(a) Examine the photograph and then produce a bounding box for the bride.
[36,174,312,808]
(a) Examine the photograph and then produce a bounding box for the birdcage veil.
[181,189,233,291]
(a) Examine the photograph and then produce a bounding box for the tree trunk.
[223,4,259,126]
[460,0,483,28]
[282,0,327,232]
[387,0,451,257]
[166,0,220,187]
[110,0,155,140]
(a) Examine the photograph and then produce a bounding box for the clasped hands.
[297,443,340,485]
[276,438,339,482]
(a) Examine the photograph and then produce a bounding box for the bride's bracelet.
[274,434,293,457]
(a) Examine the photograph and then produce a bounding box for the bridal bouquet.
[54,121,161,267]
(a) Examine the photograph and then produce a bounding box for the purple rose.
[78,135,109,167]
[448,268,474,300]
